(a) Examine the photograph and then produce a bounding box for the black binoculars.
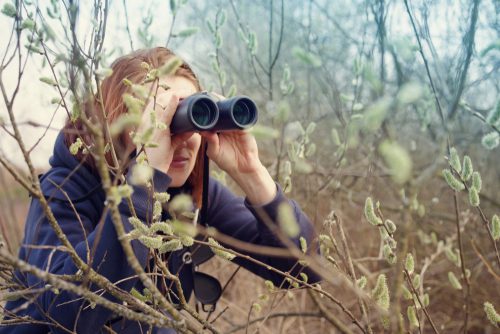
[170,93,258,134]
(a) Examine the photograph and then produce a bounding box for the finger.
[157,93,179,126]
[200,132,219,157]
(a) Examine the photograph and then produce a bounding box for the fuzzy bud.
[299,236,307,253]
[407,306,419,328]
[138,235,163,249]
[442,169,465,191]
[405,253,415,274]
[483,302,500,327]
[491,215,500,241]
[372,274,390,311]
[468,187,480,207]
[149,222,173,235]
[208,237,236,261]
[448,271,462,290]
[128,217,148,234]
[356,276,367,289]
[179,235,194,247]
[69,138,83,155]
[402,284,412,300]
[448,148,461,173]
[471,171,482,193]
[364,197,382,226]
[154,192,171,203]
[461,156,473,181]
[159,239,183,254]
[385,219,397,234]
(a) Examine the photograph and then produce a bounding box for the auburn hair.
[63,47,206,207]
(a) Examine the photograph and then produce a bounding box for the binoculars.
[170,93,258,134]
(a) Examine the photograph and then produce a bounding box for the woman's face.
[158,75,201,187]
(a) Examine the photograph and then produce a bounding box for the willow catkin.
[442,169,465,191]
[491,215,500,240]
[364,197,382,225]
[405,253,414,274]
[461,155,473,181]
[448,271,463,290]
[483,302,500,327]
[449,148,462,173]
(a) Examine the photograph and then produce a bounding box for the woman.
[1,47,318,333]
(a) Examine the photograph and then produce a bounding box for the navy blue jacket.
[1,132,318,333]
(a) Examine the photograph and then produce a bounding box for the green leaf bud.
[149,222,173,235]
[491,215,500,241]
[385,219,397,234]
[461,156,473,181]
[402,284,412,300]
[442,169,465,191]
[405,253,415,274]
[154,192,171,203]
[130,164,153,186]
[128,217,148,234]
[407,305,419,328]
[69,138,83,155]
[208,237,235,261]
[468,187,480,207]
[412,274,420,289]
[372,274,390,310]
[264,280,275,292]
[356,276,367,289]
[299,236,307,253]
[138,235,163,249]
[364,197,382,226]
[472,171,482,193]
[179,235,194,247]
[159,239,183,253]
[422,293,430,307]
[483,302,500,327]
[252,302,262,313]
[448,271,462,290]
[448,148,461,173]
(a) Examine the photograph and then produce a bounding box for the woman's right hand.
[136,92,191,174]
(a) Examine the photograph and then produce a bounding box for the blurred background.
[1,0,499,332]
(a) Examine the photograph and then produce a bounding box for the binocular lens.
[192,101,216,127]
[233,102,252,126]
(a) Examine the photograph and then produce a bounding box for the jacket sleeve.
[22,167,171,333]
[206,179,320,286]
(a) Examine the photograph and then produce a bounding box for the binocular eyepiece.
[170,93,258,134]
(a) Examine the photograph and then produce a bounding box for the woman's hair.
[63,47,205,206]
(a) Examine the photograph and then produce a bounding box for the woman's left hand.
[201,130,260,176]
[200,93,276,205]
[201,130,276,205]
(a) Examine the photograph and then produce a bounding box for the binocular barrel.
[170,93,258,134]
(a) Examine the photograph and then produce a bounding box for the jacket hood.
[42,131,102,202]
